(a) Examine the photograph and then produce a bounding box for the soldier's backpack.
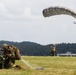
[9,45,21,60]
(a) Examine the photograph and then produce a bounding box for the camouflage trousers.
[0,56,3,69]
[0,56,15,69]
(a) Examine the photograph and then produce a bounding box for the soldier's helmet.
[2,44,8,49]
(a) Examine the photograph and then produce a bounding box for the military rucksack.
[9,45,21,60]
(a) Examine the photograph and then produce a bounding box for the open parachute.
[42,6,76,18]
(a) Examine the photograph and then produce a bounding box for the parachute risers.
[42,6,76,18]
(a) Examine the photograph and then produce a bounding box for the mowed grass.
[0,56,76,75]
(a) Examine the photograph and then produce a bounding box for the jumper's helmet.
[2,44,8,49]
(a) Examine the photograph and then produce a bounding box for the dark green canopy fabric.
[43,6,76,18]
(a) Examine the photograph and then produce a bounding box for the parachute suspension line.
[21,59,44,70]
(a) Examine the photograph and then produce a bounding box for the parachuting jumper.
[43,6,76,18]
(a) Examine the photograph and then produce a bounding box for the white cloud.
[0,2,7,14]
[0,0,76,45]
[23,7,31,17]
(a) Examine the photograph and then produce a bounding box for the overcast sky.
[0,0,76,45]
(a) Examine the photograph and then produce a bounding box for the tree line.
[0,40,76,56]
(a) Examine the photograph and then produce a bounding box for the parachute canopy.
[43,6,76,18]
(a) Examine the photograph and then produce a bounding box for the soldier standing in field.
[51,44,56,56]
[1,44,21,69]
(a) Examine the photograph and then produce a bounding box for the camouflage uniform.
[51,45,56,56]
[0,56,3,69]
[2,44,21,69]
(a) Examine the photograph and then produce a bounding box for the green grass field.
[0,56,76,75]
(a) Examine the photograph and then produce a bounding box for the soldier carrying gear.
[51,44,56,56]
[0,44,21,69]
